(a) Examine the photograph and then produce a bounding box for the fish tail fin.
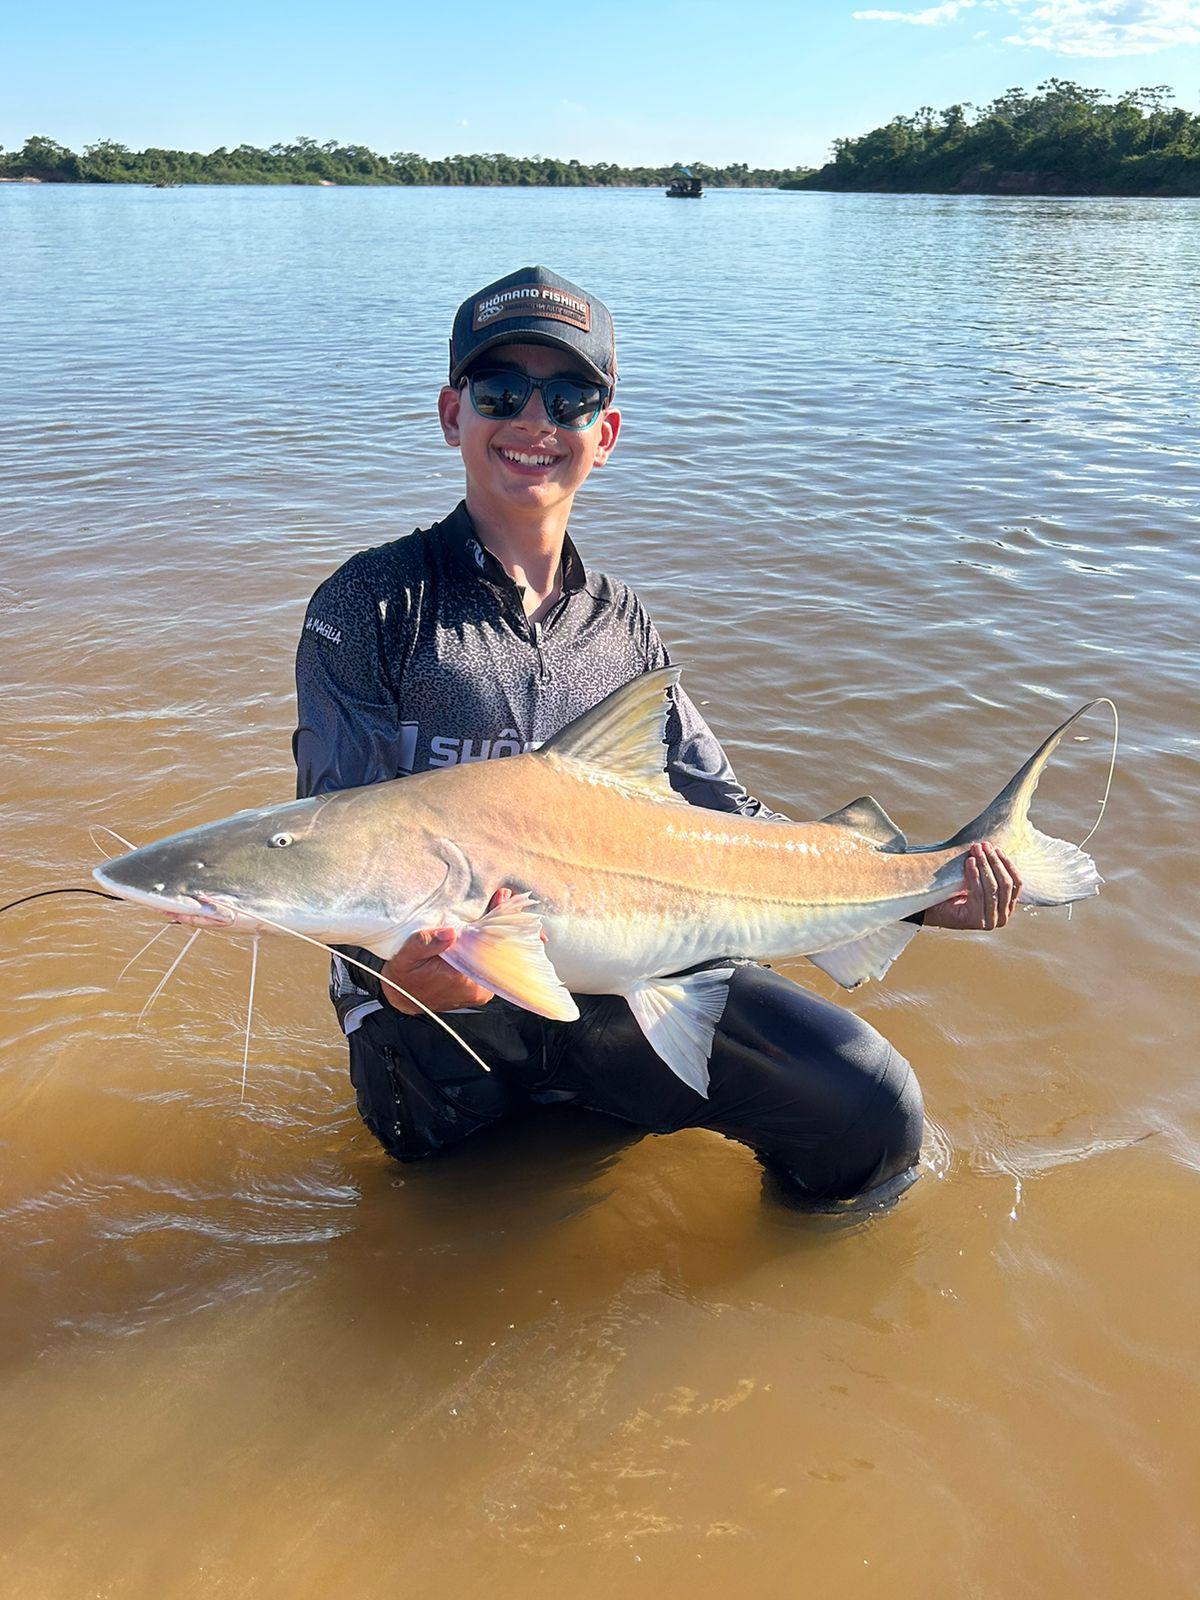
[939,701,1108,908]
[997,825,1101,907]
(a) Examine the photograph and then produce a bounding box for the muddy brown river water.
[1,185,1197,1598]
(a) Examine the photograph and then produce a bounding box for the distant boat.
[149,181,180,189]
[666,175,703,198]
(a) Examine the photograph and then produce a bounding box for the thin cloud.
[1004,0,1200,57]
[854,0,972,20]
[854,0,1200,53]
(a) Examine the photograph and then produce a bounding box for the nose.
[511,384,555,435]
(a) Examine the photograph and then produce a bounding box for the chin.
[500,478,570,506]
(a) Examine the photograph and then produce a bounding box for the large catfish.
[94,670,1103,1094]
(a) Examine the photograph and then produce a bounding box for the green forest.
[4,84,1195,194]
[785,80,1199,196]
[0,138,801,187]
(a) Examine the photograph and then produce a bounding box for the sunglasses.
[464,367,609,431]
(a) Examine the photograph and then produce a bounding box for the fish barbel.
[93,670,1104,1094]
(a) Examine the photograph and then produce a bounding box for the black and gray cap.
[448,265,617,391]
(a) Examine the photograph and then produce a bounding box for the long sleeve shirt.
[293,501,786,1031]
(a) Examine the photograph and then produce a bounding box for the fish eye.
[267,832,294,849]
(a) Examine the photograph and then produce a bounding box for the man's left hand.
[924,841,1022,931]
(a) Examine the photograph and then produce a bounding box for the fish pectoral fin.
[819,796,907,852]
[624,967,735,1099]
[440,894,580,1022]
[807,921,921,990]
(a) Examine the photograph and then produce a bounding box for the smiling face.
[438,342,621,526]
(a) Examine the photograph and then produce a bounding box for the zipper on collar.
[531,620,550,681]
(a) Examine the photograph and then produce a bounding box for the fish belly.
[536,895,892,996]
[539,909,732,994]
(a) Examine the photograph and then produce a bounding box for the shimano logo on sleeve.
[428,729,533,767]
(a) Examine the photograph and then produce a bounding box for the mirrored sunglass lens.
[546,379,603,427]
[470,372,530,417]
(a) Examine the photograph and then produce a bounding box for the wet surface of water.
[1,185,1198,1597]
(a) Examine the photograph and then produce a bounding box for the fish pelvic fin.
[937,701,1108,907]
[439,893,580,1021]
[540,666,687,804]
[624,967,735,1098]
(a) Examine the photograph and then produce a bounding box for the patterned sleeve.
[641,616,790,822]
[293,553,404,1032]
[293,554,409,801]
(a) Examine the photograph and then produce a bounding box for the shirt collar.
[437,501,587,595]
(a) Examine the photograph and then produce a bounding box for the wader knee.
[761,1028,925,1208]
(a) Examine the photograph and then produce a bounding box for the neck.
[464,491,571,618]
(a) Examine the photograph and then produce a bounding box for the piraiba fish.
[92,669,1105,1095]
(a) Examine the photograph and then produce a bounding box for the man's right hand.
[378,926,495,1015]
[378,887,526,1015]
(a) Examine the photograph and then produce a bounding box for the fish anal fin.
[541,667,686,804]
[624,967,735,1098]
[819,796,907,852]
[440,893,579,1021]
[807,921,920,990]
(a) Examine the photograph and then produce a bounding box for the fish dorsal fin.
[541,666,685,804]
[819,796,908,852]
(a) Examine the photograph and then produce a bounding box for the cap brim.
[450,330,611,391]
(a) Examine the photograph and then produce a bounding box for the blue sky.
[3,0,1198,167]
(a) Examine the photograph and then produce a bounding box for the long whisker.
[240,935,259,1104]
[208,902,492,1077]
[91,824,137,855]
[1077,697,1119,849]
[90,831,115,861]
[0,887,122,917]
[137,928,200,1029]
[117,922,174,984]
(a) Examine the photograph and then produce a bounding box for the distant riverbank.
[0,139,806,189]
[8,82,1196,198]
[784,81,1200,199]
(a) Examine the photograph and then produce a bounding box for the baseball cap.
[449,266,617,391]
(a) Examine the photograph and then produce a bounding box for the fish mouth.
[92,866,240,927]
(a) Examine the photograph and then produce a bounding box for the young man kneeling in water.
[293,266,1019,1207]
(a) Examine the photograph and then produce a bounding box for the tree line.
[0,137,803,187]
[783,80,1199,197]
[7,87,1193,195]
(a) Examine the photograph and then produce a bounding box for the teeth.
[501,449,557,467]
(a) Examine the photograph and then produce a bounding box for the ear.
[439,384,463,446]
[591,406,621,467]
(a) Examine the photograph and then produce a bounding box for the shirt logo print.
[304,616,342,645]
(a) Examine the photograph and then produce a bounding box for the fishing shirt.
[293,500,785,1033]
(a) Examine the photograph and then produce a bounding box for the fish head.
[92,793,431,945]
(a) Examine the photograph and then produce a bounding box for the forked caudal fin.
[929,699,1111,907]
[807,699,1114,991]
